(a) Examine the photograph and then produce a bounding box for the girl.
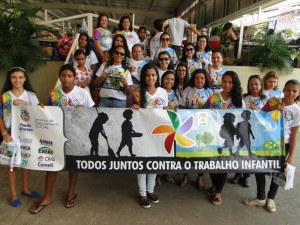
[115,16,140,53]
[73,49,93,94]
[0,67,40,207]
[195,35,212,69]
[104,34,131,63]
[153,32,178,65]
[205,71,245,205]
[93,13,113,61]
[263,71,284,98]
[208,51,228,92]
[232,75,268,187]
[161,70,180,111]
[244,79,300,213]
[71,33,98,73]
[95,45,133,108]
[179,69,213,189]
[30,64,94,214]
[131,63,168,208]
[179,42,202,78]
[174,62,189,98]
[157,51,174,82]
[149,19,163,62]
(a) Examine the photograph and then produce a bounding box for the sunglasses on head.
[185,48,194,52]
[159,57,169,61]
[161,38,170,41]
[114,50,125,56]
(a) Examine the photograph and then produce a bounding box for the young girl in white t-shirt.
[0,67,40,207]
[131,63,168,208]
[262,71,284,98]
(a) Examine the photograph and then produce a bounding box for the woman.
[115,16,140,53]
[220,22,238,64]
[195,35,212,69]
[156,51,174,83]
[70,33,98,73]
[208,51,228,92]
[174,62,189,98]
[95,45,133,108]
[179,42,202,78]
[93,13,113,61]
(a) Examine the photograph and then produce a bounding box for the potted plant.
[0,2,53,72]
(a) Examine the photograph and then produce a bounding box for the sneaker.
[141,198,151,209]
[147,192,159,203]
[266,198,276,212]
[231,174,241,184]
[241,177,251,187]
[244,198,266,206]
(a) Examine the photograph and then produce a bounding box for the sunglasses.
[114,51,125,56]
[161,38,170,41]
[159,57,169,61]
[185,48,194,52]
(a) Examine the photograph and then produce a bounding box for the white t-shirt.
[165,18,190,46]
[145,87,168,109]
[119,30,140,53]
[129,58,148,90]
[283,104,300,143]
[180,86,213,109]
[243,95,268,109]
[157,68,167,84]
[149,32,163,61]
[96,63,133,100]
[1,90,39,129]
[49,86,94,107]
[139,39,149,56]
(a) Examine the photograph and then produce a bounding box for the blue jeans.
[137,174,157,196]
[99,98,126,108]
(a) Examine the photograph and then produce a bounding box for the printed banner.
[8,105,285,173]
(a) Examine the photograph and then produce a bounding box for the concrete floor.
[0,134,300,225]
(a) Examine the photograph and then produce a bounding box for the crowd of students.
[0,10,299,214]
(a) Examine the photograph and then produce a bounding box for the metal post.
[132,13,135,30]
[87,14,93,37]
[237,15,246,59]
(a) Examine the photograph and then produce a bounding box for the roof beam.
[22,2,170,18]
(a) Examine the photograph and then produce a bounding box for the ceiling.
[18,0,198,31]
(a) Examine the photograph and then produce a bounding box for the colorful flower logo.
[151,111,195,154]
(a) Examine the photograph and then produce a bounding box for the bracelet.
[1,131,7,136]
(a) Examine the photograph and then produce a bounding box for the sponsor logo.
[21,152,31,159]
[19,123,33,132]
[38,156,44,161]
[20,109,30,121]
[20,138,33,144]
[21,145,31,151]
[38,146,54,155]
[37,162,53,168]
[39,139,53,146]
[45,156,55,161]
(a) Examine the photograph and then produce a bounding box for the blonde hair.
[263,71,279,90]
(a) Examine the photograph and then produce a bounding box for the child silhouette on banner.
[235,110,255,156]
[89,111,109,156]
[116,109,142,157]
[218,112,236,156]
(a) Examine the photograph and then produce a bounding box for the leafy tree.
[263,140,278,156]
[200,132,214,151]
[0,3,53,72]
[196,134,202,149]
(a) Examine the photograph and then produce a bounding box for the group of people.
[0,9,299,214]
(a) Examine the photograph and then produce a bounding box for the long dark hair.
[161,70,177,92]
[189,69,212,89]
[195,35,210,52]
[109,34,130,60]
[78,33,91,55]
[108,45,128,70]
[174,62,189,91]
[2,67,35,94]
[222,71,243,108]
[96,13,109,28]
[118,16,133,32]
[181,42,198,63]
[243,75,266,99]
[139,63,160,108]
[74,49,86,58]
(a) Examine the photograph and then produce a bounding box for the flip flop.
[213,196,222,205]
[21,191,40,198]
[30,202,52,214]
[66,194,77,208]
[11,199,21,207]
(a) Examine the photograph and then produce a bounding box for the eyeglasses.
[198,40,206,43]
[159,57,169,61]
[185,48,194,52]
[114,51,125,56]
[177,69,186,72]
[161,38,170,41]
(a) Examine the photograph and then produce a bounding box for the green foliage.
[248,36,293,73]
[200,132,214,145]
[263,140,278,150]
[0,2,53,72]
[280,28,294,37]
[196,134,202,142]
